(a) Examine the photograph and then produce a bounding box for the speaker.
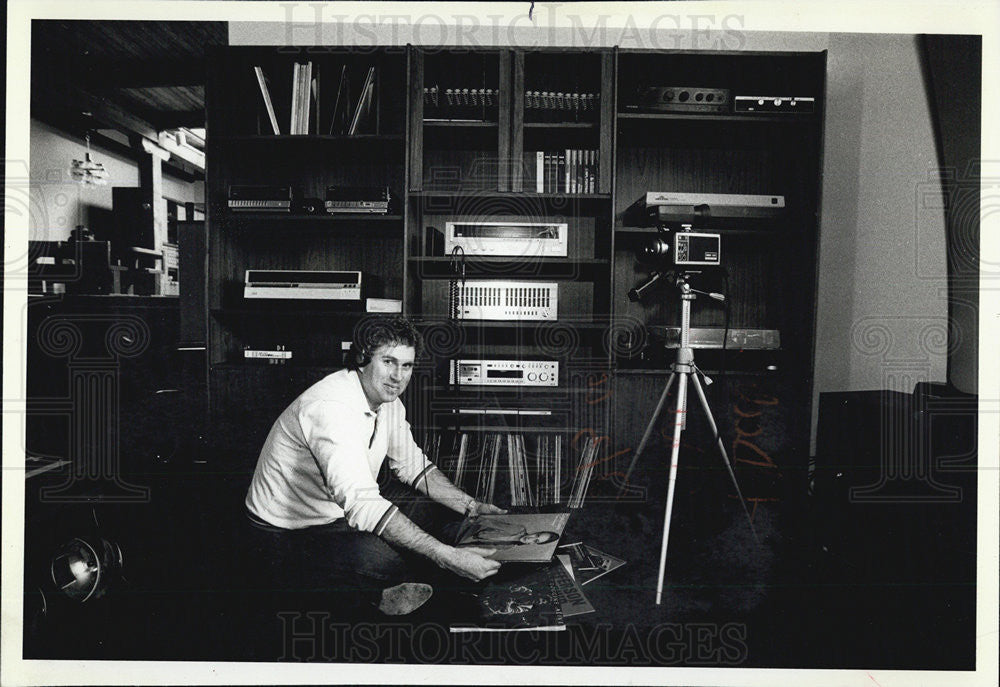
[176,221,206,345]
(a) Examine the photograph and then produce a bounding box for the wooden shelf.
[207,45,824,467]
[214,134,404,143]
[211,307,368,319]
[223,213,403,223]
[614,367,775,377]
[211,362,340,372]
[617,111,817,124]
[423,120,498,128]
[408,257,609,279]
[615,225,781,236]
[412,424,573,434]
[523,122,597,129]
[411,190,610,200]
[421,320,608,331]
[424,385,605,395]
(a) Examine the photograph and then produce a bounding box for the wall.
[812,34,949,451]
[227,21,951,453]
[29,119,204,243]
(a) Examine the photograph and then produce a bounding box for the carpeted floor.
[23,442,976,668]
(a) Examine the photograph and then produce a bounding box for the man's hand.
[436,545,501,581]
[468,500,507,517]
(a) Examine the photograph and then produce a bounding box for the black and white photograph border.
[2,1,998,686]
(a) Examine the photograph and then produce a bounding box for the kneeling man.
[245,316,501,614]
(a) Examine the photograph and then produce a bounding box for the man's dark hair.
[348,316,423,369]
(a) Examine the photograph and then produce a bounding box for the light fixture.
[70,133,109,186]
[50,536,123,602]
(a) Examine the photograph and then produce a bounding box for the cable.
[720,266,731,385]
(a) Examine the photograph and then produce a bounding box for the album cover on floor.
[449,564,566,633]
[558,542,626,585]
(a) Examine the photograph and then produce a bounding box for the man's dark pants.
[239,470,465,616]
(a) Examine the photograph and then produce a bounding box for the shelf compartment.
[412,320,611,350]
[520,50,604,126]
[210,48,407,137]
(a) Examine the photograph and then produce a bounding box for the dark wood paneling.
[497,51,512,192]
[408,48,424,190]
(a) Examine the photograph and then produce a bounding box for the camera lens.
[640,238,671,263]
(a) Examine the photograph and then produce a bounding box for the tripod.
[619,272,758,605]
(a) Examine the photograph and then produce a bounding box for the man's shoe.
[377,582,433,616]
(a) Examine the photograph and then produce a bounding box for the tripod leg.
[689,372,760,543]
[655,372,688,605]
[617,372,676,496]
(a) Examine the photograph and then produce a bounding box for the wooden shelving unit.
[205,44,826,496]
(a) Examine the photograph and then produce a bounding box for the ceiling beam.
[79,58,207,90]
[36,80,161,142]
[148,109,206,131]
[32,86,204,181]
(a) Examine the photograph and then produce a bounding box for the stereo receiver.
[636,86,730,113]
[228,185,292,212]
[449,360,559,387]
[444,221,568,257]
[452,281,558,320]
[243,270,362,300]
[644,191,785,220]
[734,96,815,114]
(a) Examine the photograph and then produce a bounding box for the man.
[244,316,502,615]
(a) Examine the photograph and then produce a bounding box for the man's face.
[357,342,416,410]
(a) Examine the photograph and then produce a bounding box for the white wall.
[812,34,949,450]
[228,21,951,452]
[29,119,204,243]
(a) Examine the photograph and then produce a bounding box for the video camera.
[640,208,722,267]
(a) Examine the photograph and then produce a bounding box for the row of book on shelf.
[420,87,599,111]
[528,149,600,194]
[421,431,601,509]
[524,90,599,110]
[423,86,499,107]
[254,61,376,136]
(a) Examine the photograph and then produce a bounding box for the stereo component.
[734,96,815,114]
[324,185,390,214]
[228,185,292,212]
[444,221,568,257]
[244,347,292,364]
[644,191,785,220]
[452,281,558,320]
[658,327,781,350]
[243,270,362,300]
[449,360,559,387]
[636,86,730,113]
[366,298,403,313]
